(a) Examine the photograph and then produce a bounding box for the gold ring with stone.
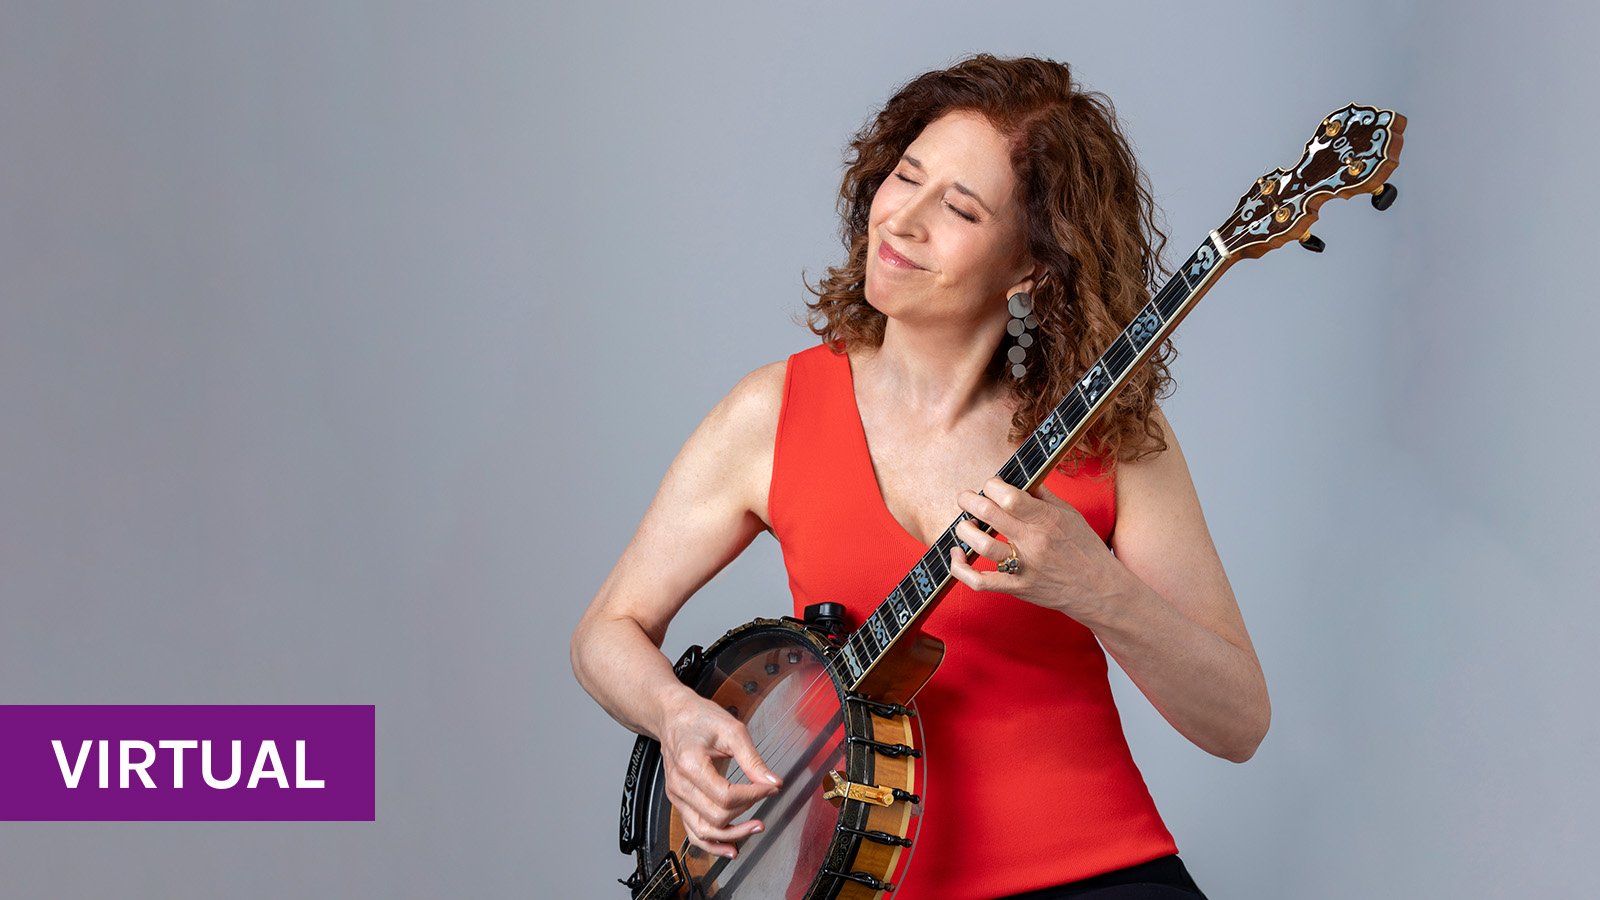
[998,542,1021,575]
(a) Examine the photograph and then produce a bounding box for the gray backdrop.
[3,2,1596,897]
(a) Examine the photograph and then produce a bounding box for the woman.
[571,54,1269,899]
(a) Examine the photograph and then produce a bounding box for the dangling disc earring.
[1006,291,1039,379]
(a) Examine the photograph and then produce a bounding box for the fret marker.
[841,644,864,679]
[1127,306,1161,350]
[1078,364,1110,404]
[1039,410,1065,450]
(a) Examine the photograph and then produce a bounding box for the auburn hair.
[804,53,1174,466]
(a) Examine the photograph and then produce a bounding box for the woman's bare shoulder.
[580,359,790,642]
[671,359,788,526]
[716,358,784,525]
[1113,405,1198,516]
[727,359,789,421]
[702,359,787,453]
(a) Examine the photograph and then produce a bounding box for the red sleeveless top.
[767,343,1176,899]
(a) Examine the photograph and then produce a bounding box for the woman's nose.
[884,186,936,238]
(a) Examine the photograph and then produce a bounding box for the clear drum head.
[651,628,846,898]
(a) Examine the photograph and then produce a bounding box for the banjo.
[616,103,1406,899]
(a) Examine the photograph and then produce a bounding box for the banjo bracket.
[844,691,914,719]
[848,734,923,760]
[821,867,897,893]
[837,821,915,848]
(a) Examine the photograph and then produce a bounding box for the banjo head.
[625,618,923,899]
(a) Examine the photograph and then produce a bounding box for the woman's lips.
[877,240,923,270]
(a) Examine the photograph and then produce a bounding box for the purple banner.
[0,705,374,821]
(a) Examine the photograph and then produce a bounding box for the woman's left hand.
[949,476,1129,625]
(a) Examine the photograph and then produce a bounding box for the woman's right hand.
[657,687,784,860]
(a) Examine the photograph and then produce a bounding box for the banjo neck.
[834,235,1231,691]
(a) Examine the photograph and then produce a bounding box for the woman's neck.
[855,316,1011,432]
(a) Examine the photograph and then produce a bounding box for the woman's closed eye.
[894,173,979,222]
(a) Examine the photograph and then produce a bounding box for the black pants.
[997,855,1207,900]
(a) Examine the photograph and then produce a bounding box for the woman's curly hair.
[805,53,1175,467]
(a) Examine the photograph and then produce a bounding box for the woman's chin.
[862,291,897,321]
[863,279,912,319]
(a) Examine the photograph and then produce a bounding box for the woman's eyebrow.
[901,154,994,215]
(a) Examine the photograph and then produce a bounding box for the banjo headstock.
[1215,103,1406,258]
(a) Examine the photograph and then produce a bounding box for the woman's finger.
[954,516,1010,563]
[676,804,739,859]
[714,720,784,790]
[668,775,765,858]
[950,546,1006,594]
[676,745,776,820]
[958,484,1025,539]
[981,476,1052,526]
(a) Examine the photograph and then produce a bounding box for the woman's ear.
[1008,266,1049,297]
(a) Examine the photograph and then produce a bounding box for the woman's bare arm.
[949,405,1268,762]
[570,360,788,858]
[1095,408,1270,762]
